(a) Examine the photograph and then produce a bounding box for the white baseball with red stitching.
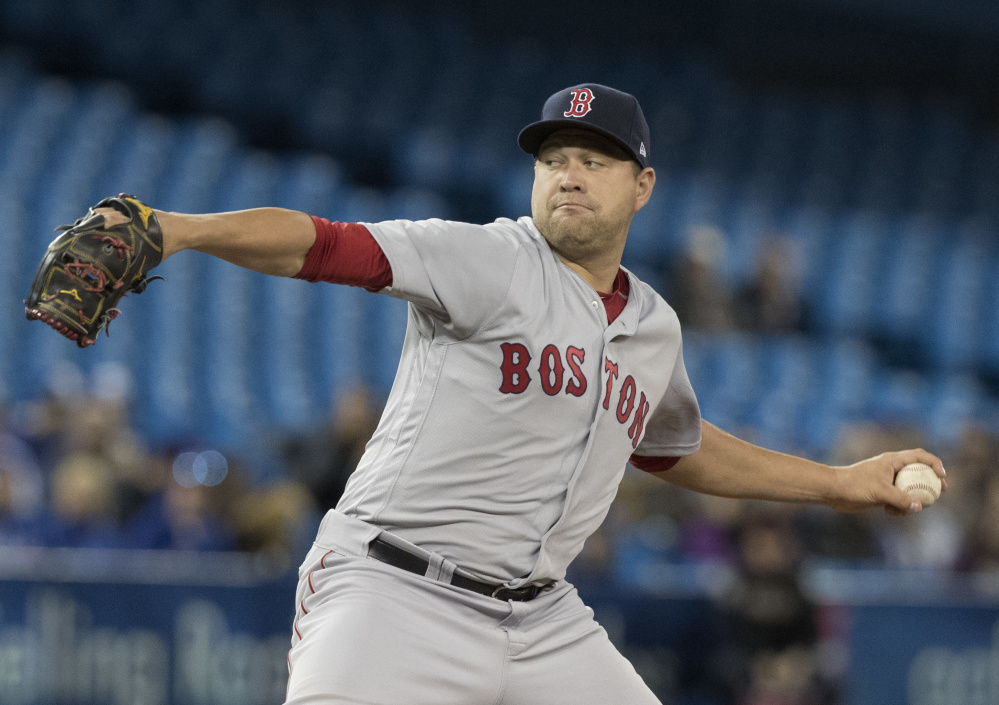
[895,462,942,507]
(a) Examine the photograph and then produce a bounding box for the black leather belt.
[367,536,545,601]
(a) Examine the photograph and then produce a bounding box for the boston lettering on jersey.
[498,343,650,449]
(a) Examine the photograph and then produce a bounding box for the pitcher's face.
[531,130,653,264]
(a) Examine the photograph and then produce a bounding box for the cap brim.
[517,119,645,166]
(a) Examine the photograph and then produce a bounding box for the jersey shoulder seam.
[447,239,531,344]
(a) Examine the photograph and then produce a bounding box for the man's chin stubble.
[543,224,605,262]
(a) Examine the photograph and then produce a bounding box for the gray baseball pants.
[284,510,661,705]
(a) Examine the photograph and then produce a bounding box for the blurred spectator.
[592,468,742,586]
[666,225,734,332]
[711,510,833,705]
[794,506,880,564]
[594,467,687,579]
[124,480,236,552]
[949,427,996,525]
[10,361,88,469]
[283,384,381,511]
[42,452,119,548]
[949,427,999,572]
[111,436,169,526]
[62,364,131,456]
[65,365,157,526]
[734,235,809,334]
[740,647,826,705]
[230,480,316,556]
[959,475,999,573]
[0,429,45,545]
[874,506,963,570]
[676,493,741,564]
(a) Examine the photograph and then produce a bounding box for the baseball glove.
[24,194,164,348]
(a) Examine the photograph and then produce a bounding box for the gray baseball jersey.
[333,215,701,587]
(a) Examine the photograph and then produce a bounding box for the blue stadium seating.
[0,32,997,460]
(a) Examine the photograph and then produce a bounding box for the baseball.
[895,462,942,507]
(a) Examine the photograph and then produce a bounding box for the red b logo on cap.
[564,88,595,118]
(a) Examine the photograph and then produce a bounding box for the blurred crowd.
[666,226,810,336]
[0,361,379,559]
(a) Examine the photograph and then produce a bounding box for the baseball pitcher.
[26,84,946,704]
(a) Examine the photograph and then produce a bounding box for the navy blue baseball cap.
[518,84,651,168]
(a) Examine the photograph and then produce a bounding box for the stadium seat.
[813,209,887,335]
[925,225,992,371]
[870,214,940,343]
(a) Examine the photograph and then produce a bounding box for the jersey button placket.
[590,299,605,328]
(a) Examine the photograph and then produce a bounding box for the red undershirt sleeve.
[293,216,393,291]
[629,454,681,473]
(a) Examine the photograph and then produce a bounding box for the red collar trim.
[598,269,629,301]
[598,269,630,324]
